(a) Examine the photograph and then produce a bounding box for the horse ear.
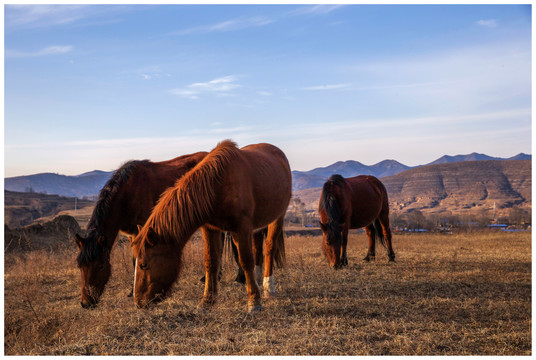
[145,227,156,247]
[319,222,327,231]
[75,234,84,249]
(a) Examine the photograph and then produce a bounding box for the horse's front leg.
[363,224,376,262]
[341,225,349,267]
[198,226,222,309]
[233,224,262,313]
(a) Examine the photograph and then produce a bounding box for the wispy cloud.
[302,83,352,91]
[4,4,131,30]
[172,16,273,35]
[169,75,241,99]
[287,5,345,16]
[476,19,498,28]
[5,45,73,58]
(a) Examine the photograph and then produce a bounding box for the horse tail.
[222,232,233,268]
[374,218,386,249]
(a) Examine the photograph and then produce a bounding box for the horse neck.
[87,180,134,250]
[322,185,347,224]
[149,186,211,249]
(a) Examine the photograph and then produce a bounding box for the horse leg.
[128,255,135,297]
[253,229,265,286]
[263,217,284,298]
[198,226,222,308]
[233,223,262,312]
[200,232,224,284]
[231,235,246,284]
[341,226,349,267]
[379,212,396,262]
[363,224,376,262]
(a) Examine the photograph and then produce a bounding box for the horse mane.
[319,174,346,225]
[136,140,240,249]
[87,160,151,234]
[77,160,149,267]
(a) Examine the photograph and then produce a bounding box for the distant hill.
[293,159,531,216]
[425,152,531,166]
[4,152,531,196]
[4,170,113,198]
[292,160,411,191]
[4,190,95,228]
[292,153,531,191]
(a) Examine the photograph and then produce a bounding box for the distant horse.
[131,140,291,313]
[318,174,395,269]
[75,152,208,308]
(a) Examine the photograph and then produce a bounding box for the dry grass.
[4,231,531,355]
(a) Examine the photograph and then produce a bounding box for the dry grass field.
[4,231,531,355]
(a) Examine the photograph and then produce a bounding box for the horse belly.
[349,187,383,229]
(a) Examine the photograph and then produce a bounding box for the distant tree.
[508,207,531,225]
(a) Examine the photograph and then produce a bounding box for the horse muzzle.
[80,297,98,309]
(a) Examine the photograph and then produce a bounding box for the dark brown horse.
[318,174,395,269]
[75,152,207,308]
[131,140,291,313]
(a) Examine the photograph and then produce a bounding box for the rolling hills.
[294,159,531,216]
[292,152,530,191]
[5,152,530,196]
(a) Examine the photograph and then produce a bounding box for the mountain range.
[4,152,531,198]
[293,159,531,216]
[292,152,530,191]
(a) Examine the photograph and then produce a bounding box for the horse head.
[131,225,181,308]
[75,233,111,308]
[319,220,345,269]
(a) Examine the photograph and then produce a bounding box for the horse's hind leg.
[379,212,395,262]
[363,224,376,262]
[263,216,284,298]
[198,226,223,308]
[231,234,246,284]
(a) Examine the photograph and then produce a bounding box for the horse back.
[345,175,388,229]
[217,143,292,229]
[117,152,209,234]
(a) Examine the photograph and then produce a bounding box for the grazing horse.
[131,140,291,313]
[318,174,395,269]
[75,152,207,308]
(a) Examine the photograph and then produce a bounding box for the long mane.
[319,174,346,225]
[137,140,240,248]
[87,160,150,234]
[77,160,149,267]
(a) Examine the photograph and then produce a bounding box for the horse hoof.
[197,297,216,310]
[248,304,262,313]
[263,290,276,299]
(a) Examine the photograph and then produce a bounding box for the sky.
[3,4,532,177]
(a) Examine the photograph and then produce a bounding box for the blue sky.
[4,4,532,177]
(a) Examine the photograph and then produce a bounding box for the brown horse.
[131,140,291,312]
[75,152,207,308]
[318,174,395,269]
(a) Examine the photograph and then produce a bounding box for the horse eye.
[139,263,149,270]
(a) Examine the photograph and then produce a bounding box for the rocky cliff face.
[382,160,531,214]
